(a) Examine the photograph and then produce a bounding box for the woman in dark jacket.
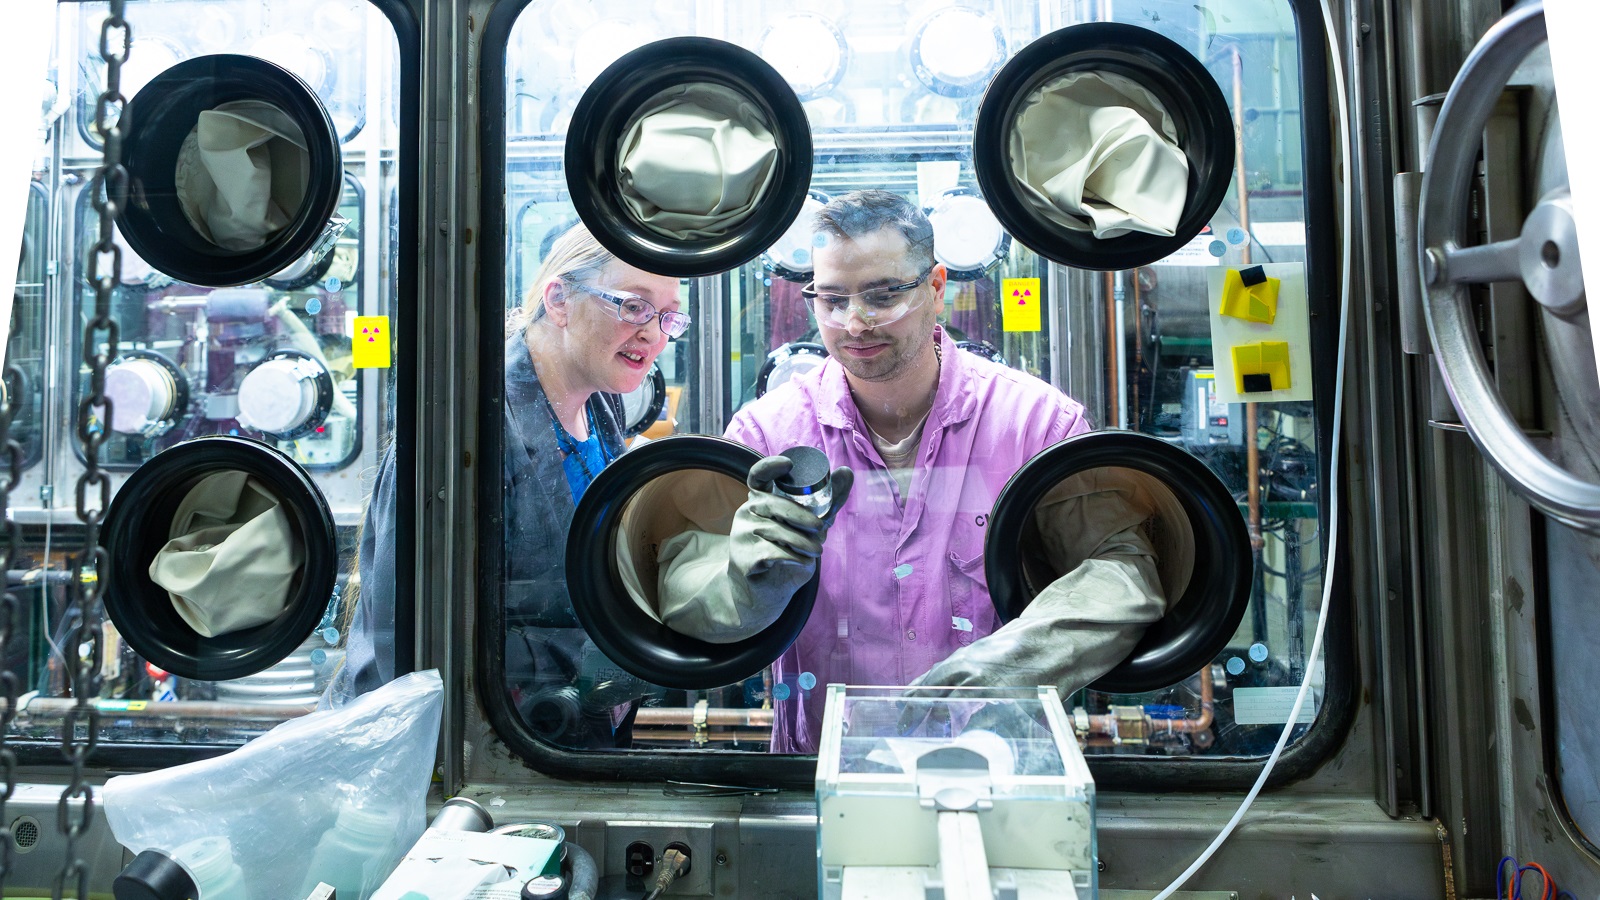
[343,224,686,747]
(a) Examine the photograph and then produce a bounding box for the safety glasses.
[565,280,692,338]
[801,266,934,330]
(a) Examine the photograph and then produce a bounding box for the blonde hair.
[506,222,616,337]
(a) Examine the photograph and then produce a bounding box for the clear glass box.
[816,685,1095,899]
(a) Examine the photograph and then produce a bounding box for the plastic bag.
[104,669,444,900]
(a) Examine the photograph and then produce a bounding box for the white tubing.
[1150,0,1352,894]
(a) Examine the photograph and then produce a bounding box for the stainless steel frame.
[1417,2,1600,532]
[8,0,1600,896]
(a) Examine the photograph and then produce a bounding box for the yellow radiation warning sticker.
[352,316,392,369]
[1000,277,1041,332]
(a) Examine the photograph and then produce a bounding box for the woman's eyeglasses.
[565,280,692,338]
[801,266,934,330]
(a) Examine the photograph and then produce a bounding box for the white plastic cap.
[929,194,1006,271]
[237,358,318,434]
[103,359,178,434]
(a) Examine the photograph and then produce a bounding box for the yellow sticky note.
[1000,277,1042,332]
[1220,266,1281,324]
[352,316,392,369]
[1231,341,1292,393]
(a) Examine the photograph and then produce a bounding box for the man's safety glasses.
[565,280,692,338]
[801,266,934,330]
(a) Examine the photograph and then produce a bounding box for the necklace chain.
[543,395,609,483]
[862,337,942,459]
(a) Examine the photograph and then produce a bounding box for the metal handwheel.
[1418,0,1600,531]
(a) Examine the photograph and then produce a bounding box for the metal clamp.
[1417,0,1600,531]
[692,698,710,748]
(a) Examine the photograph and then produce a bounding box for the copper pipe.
[1077,665,1215,736]
[633,707,774,728]
[15,698,314,721]
[630,730,771,744]
[1160,663,1215,734]
[1232,47,1263,550]
[1248,404,1263,548]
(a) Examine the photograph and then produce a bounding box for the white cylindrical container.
[103,358,179,434]
[236,357,320,434]
[298,804,395,900]
[172,836,248,900]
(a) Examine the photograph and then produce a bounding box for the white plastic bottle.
[172,836,248,900]
[299,803,396,900]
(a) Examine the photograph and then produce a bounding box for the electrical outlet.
[624,840,655,892]
[606,821,717,896]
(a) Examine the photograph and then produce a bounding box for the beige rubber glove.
[657,456,853,643]
[910,497,1167,697]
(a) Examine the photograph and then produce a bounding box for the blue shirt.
[556,405,614,502]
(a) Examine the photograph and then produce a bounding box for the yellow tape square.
[1219,268,1281,324]
[1231,341,1292,393]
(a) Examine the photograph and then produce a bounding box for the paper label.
[1159,226,1224,267]
[915,160,961,209]
[352,315,392,368]
[1250,220,1307,247]
[1232,686,1319,724]
[1000,277,1042,332]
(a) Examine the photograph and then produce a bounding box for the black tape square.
[1241,373,1273,393]
[1239,265,1267,287]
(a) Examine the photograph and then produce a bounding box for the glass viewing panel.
[1,0,403,749]
[497,0,1327,763]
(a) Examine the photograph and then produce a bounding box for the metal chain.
[0,308,27,892]
[56,3,129,897]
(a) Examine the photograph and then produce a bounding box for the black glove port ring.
[984,431,1251,694]
[101,436,337,682]
[619,363,667,439]
[972,22,1234,272]
[565,37,814,278]
[566,435,822,690]
[116,54,344,288]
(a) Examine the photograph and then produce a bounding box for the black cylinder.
[113,850,198,900]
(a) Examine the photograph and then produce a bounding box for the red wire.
[1528,862,1555,900]
[1518,862,1555,900]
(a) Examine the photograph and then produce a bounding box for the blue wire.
[1498,856,1519,900]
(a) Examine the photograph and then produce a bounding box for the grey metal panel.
[440,784,1445,899]
[1096,795,1445,897]
[700,275,728,430]
[1350,0,1431,820]
[1419,424,1505,896]
[1545,521,1600,854]
[0,781,130,895]
[417,0,492,795]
